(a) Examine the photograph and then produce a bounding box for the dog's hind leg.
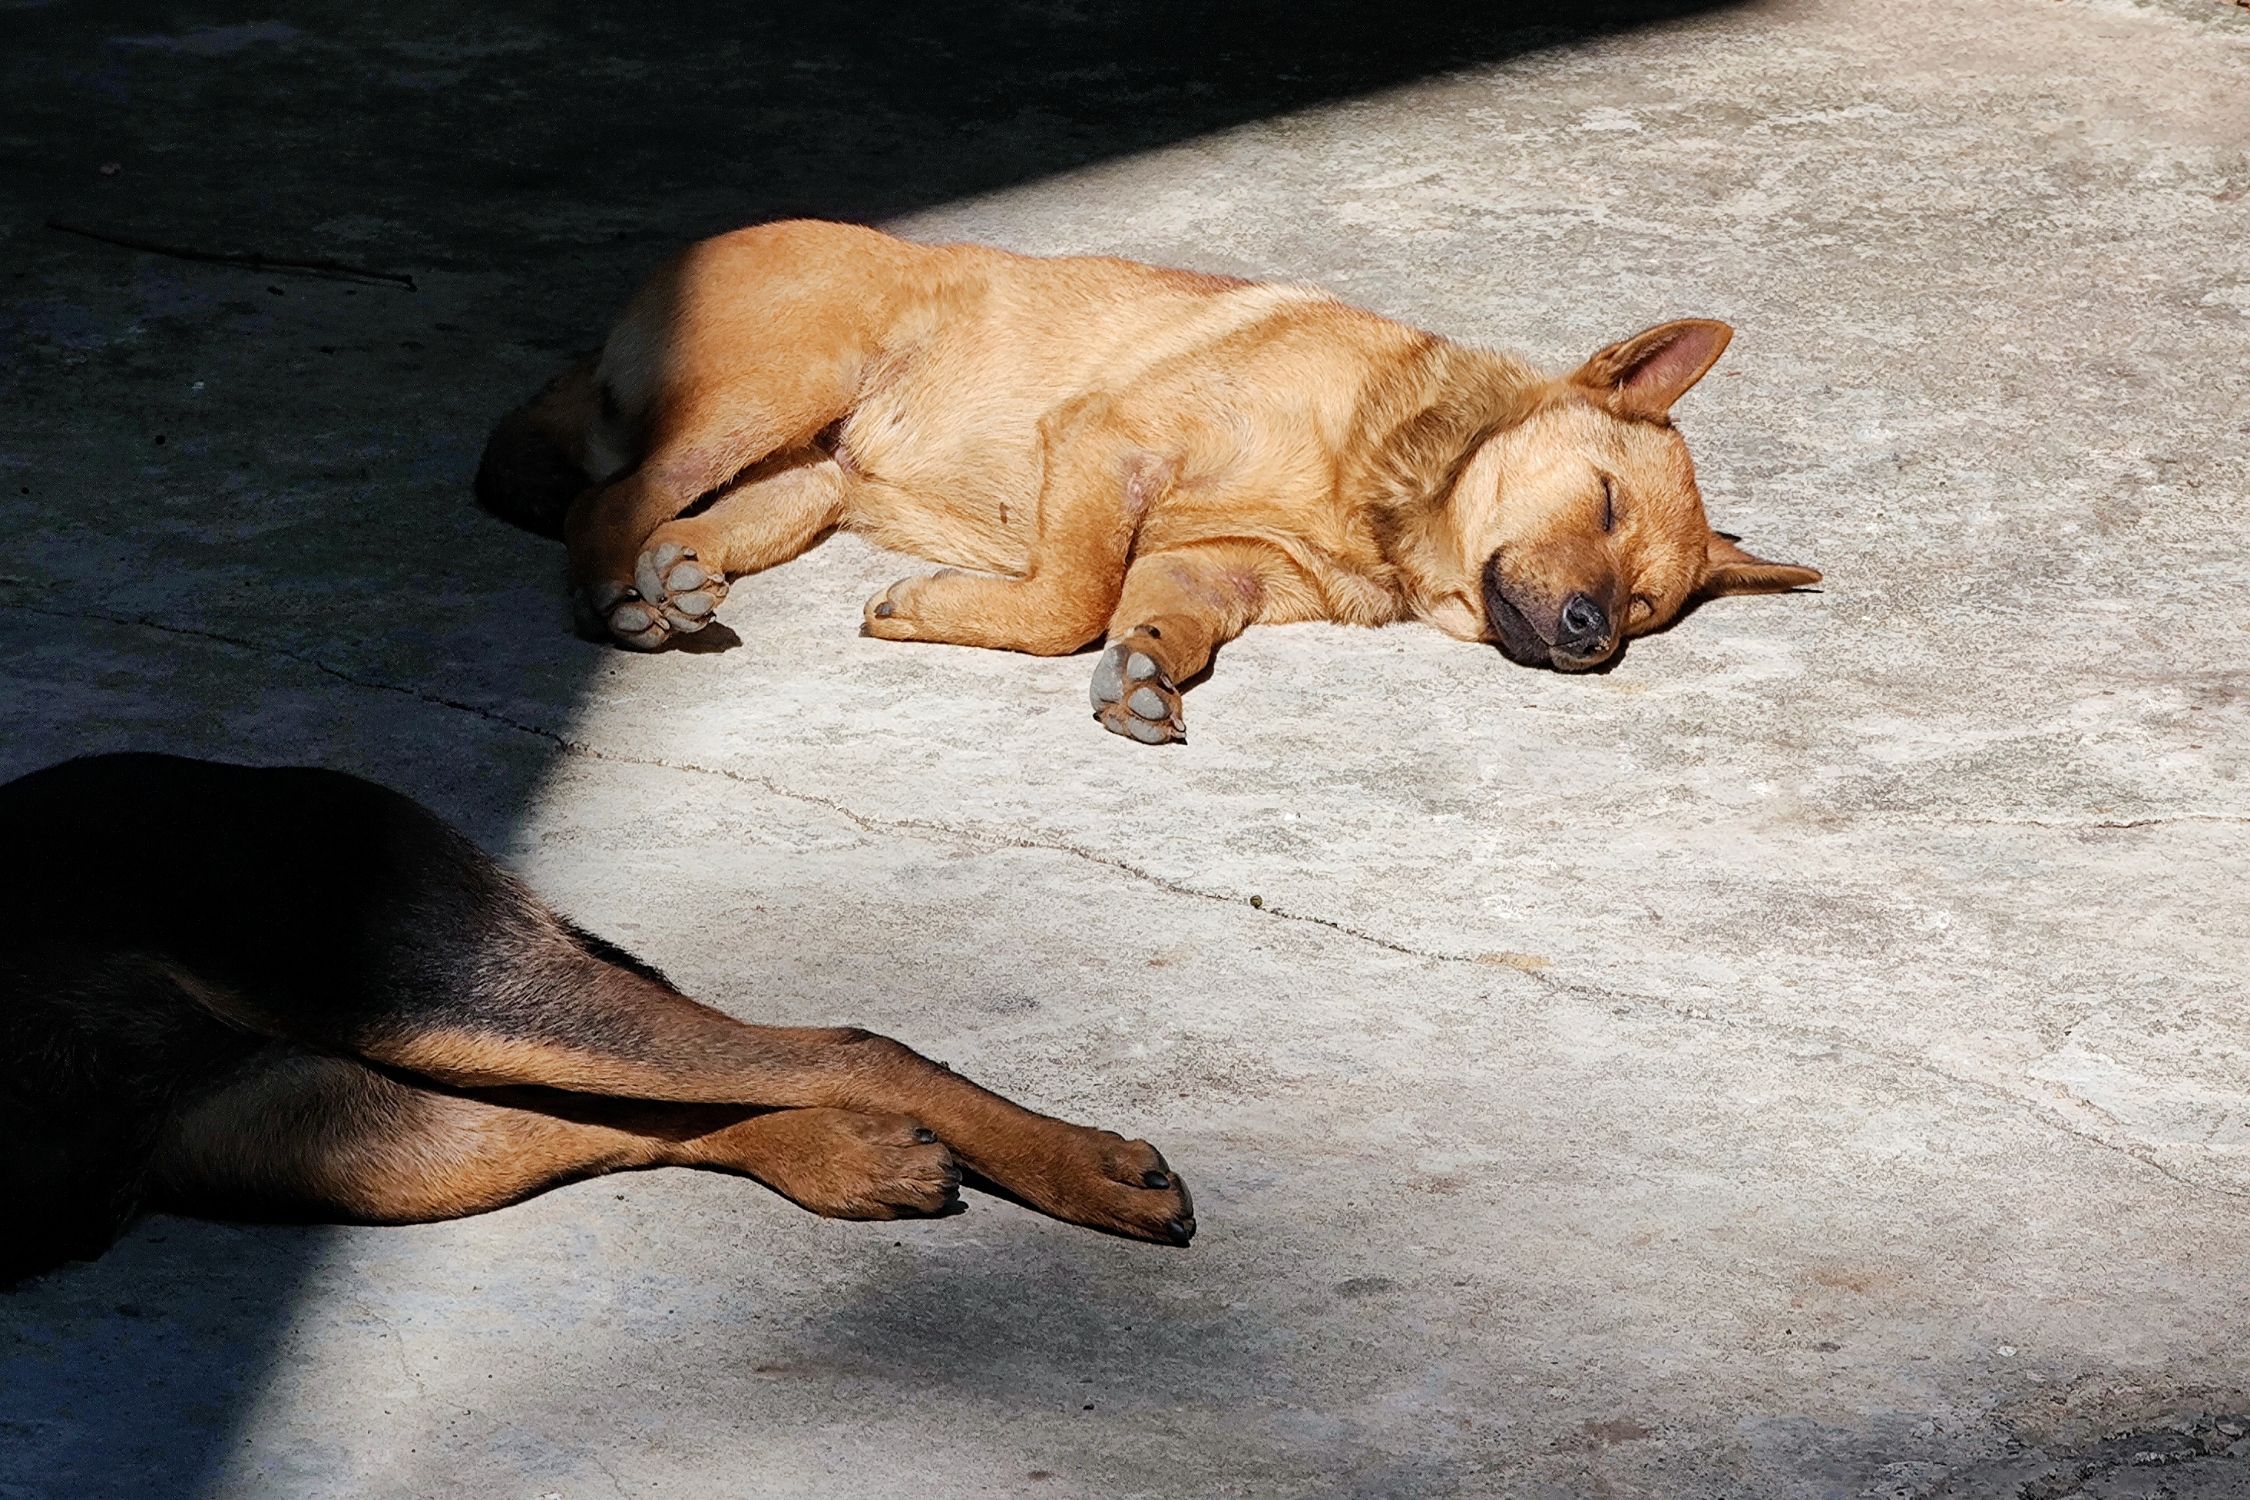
[324,962,1192,1244]
[859,398,1163,656]
[150,1048,963,1225]
[617,446,849,636]
[1088,540,1317,744]
[564,394,849,650]
[562,223,929,649]
[172,916,1191,1241]
[41,757,1191,1244]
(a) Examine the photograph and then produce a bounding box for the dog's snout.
[1558,592,1608,647]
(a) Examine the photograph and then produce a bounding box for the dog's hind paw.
[747,1110,964,1222]
[636,539,727,630]
[577,579,669,650]
[576,542,728,651]
[1090,639,1184,745]
[977,1127,1196,1247]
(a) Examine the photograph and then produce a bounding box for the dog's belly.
[830,267,1346,575]
[835,381,1050,574]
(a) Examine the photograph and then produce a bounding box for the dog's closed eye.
[1599,475,1617,533]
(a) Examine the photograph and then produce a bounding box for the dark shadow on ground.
[0,2,1739,1496]
[15,1,1739,276]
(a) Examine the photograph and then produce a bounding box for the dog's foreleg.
[859,398,1164,655]
[1087,540,1311,744]
[151,1050,965,1226]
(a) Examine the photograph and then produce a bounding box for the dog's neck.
[1349,338,1545,634]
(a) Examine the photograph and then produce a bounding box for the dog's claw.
[1009,1131,1196,1245]
[1090,638,1185,745]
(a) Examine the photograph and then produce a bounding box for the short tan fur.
[477,221,1819,742]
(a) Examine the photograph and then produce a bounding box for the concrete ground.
[3,0,2247,1495]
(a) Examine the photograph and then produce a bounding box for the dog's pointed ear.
[1702,532,1822,596]
[1571,319,1733,422]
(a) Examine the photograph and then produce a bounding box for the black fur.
[472,355,604,540]
[0,753,654,1285]
[472,402,583,539]
[1480,552,1555,669]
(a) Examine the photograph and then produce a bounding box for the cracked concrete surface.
[2,0,2248,1496]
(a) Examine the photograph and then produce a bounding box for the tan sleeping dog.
[478,220,1819,743]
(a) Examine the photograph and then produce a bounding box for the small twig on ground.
[43,218,418,290]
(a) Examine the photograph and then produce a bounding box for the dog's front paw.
[1090,639,1184,744]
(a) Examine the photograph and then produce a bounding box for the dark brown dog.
[480,220,1819,743]
[0,753,1192,1284]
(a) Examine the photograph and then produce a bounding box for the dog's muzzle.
[1481,555,1550,667]
[1481,557,1615,672]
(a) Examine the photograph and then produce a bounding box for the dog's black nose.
[1558,593,1609,647]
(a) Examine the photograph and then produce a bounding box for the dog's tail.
[473,354,607,540]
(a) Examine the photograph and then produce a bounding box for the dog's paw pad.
[632,540,727,634]
[1090,640,1184,744]
[862,583,904,635]
[578,580,672,651]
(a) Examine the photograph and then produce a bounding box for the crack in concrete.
[358,1295,433,1405]
[1878,812,2250,832]
[3,601,1469,962]
[17,599,2250,1208]
[1546,972,2250,1207]
[585,1448,633,1500]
